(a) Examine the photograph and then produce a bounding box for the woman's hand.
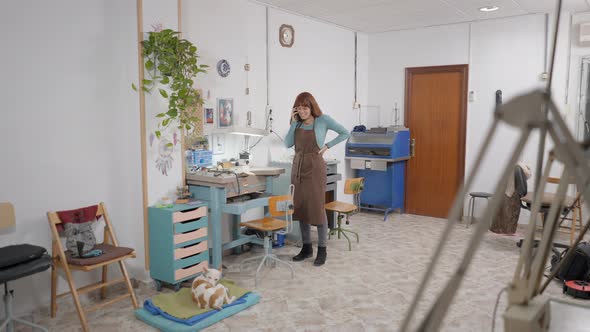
[318,145,328,156]
[291,108,299,123]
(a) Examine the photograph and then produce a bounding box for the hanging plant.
[132,28,208,146]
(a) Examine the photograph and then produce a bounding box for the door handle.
[410,138,416,158]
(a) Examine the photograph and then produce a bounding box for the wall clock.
[279,24,294,48]
[217,59,231,77]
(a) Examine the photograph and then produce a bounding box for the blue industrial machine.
[345,126,411,220]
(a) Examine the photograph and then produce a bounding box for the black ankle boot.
[314,246,327,266]
[293,243,313,261]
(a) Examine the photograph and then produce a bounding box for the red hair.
[292,92,322,122]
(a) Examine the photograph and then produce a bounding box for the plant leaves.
[166,142,173,148]
[131,83,137,91]
[155,131,161,139]
[137,29,207,137]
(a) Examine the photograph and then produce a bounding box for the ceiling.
[256,0,590,33]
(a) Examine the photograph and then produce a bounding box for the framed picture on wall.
[217,98,233,128]
[205,108,214,124]
[211,134,225,155]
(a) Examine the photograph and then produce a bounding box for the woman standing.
[284,92,350,266]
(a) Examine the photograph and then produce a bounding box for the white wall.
[0,0,142,315]
[467,15,546,213]
[369,23,470,126]
[368,15,553,220]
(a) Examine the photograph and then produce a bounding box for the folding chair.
[47,202,138,332]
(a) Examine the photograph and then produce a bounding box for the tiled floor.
[14,212,588,331]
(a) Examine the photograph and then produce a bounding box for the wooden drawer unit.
[148,203,209,291]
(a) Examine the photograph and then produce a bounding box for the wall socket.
[540,72,549,80]
[353,101,360,109]
[265,105,273,132]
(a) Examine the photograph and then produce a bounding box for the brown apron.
[291,122,327,226]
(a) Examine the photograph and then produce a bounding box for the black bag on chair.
[0,244,47,269]
[551,242,590,281]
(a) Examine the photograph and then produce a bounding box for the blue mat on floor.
[135,292,260,331]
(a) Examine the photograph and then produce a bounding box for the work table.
[186,167,285,185]
[187,166,285,268]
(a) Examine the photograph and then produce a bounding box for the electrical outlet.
[353,101,360,109]
[265,105,273,132]
[540,72,549,80]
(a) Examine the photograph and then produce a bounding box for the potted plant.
[133,28,208,146]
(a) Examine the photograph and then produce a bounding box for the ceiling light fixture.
[479,5,499,12]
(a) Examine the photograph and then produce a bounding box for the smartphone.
[292,108,301,122]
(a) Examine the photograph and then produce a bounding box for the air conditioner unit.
[580,23,590,42]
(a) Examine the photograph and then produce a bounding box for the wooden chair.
[240,185,295,287]
[47,202,138,332]
[521,176,583,245]
[325,177,364,251]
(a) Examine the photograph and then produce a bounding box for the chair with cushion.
[240,185,295,287]
[47,202,138,332]
[0,202,52,332]
[324,177,364,251]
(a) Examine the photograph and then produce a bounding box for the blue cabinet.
[357,161,405,220]
[148,203,209,291]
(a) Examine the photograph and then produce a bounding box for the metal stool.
[466,192,492,227]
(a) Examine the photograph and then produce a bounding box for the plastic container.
[272,233,285,248]
[188,149,213,167]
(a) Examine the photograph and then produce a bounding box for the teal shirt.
[284,114,350,149]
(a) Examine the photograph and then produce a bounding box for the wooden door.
[404,65,468,218]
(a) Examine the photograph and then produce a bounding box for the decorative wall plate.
[217,59,231,77]
[279,24,294,47]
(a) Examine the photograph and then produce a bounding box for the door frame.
[403,64,468,215]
